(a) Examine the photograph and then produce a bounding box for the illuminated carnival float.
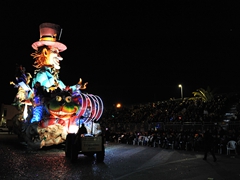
[10,23,104,150]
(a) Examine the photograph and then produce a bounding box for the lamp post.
[178,84,183,100]
[116,103,121,109]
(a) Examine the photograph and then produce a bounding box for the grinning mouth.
[53,58,60,69]
[54,58,59,63]
[49,110,73,117]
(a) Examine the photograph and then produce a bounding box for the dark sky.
[0,1,240,106]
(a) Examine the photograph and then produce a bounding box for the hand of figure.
[82,82,88,89]
[10,81,15,86]
[49,86,58,92]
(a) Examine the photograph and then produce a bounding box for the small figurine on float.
[14,64,27,86]
[10,64,32,109]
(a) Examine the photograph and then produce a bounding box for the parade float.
[10,23,105,161]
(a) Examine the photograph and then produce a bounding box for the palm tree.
[190,86,215,102]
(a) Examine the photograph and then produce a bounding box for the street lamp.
[178,84,183,100]
[116,103,122,108]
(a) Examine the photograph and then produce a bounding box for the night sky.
[0,1,240,107]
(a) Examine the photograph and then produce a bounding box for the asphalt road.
[0,132,239,180]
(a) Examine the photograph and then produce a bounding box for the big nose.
[57,54,63,61]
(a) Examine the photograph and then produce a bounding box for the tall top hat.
[32,22,67,52]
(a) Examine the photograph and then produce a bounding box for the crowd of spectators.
[101,93,240,128]
[106,126,239,155]
[100,93,240,155]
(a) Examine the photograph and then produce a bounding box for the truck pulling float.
[9,22,105,162]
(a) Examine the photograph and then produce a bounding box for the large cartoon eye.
[65,96,72,103]
[56,96,62,101]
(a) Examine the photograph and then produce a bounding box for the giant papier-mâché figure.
[31,22,67,92]
[10,22,104,150]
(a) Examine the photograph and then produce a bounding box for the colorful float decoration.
[10,23,104,149]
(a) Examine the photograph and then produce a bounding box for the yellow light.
[116,103,121,108]
[178,84,183,99]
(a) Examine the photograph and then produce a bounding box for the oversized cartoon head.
[48,91,80,120]
[31,45,63,70]
[31,23,66,70]
[37,91,81,147]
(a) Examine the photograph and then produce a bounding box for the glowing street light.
[178,84,183,100]
[116,103,122,108]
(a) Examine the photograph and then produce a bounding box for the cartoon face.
[48,91,80,120]
[45,47,63,69]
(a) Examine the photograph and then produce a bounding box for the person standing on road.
[79,123,88,137]
[203,129,217,162]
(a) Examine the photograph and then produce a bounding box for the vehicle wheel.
[65,134,75,158]
[70,143,78,162]
[96,144,105,162]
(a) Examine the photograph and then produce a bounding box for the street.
[0,133,239,180]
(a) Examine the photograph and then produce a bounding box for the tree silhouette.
[190,86,216,102]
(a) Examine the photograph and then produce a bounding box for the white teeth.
[50,110,71,116]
